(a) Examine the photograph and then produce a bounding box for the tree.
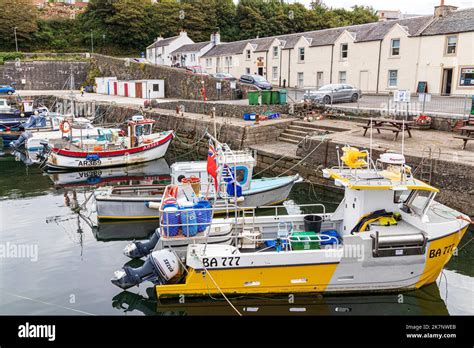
[0,0,38,50]
[103,0,151,50]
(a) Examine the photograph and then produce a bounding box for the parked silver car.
[303,84,362,104]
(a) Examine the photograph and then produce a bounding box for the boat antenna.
[401,118,405,156]
[369,117,373,165]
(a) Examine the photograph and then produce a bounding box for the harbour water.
[0,150,472,316]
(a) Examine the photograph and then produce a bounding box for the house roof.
[421,7,474,36]
[199,7,473,57]
[147,36,179,49]
[170,41,211,55]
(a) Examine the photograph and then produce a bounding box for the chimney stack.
[210,32,221,46]
[434,0,457,17]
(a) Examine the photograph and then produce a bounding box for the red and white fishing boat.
[42,116,173,171]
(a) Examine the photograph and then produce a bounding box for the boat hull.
[95,175,298,220]
[155,226,468,298]
[45,131,173,171]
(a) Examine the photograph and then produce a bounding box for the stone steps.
[278,135,300,144]
[285,128,308,136]
[291,121,348,132]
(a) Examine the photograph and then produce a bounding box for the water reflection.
[112,283,449,316]
[93,220,158,242]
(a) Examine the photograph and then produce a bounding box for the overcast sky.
[288,0,473,14]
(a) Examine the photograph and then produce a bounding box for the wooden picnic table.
[361,118,414,141]
[454,125,474,150]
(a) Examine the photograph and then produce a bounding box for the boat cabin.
[126,115,155,148]
[170,150,256,194]
[323,147,439,237]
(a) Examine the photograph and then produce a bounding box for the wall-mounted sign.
[230,81,236,89]
[216,82,222,90]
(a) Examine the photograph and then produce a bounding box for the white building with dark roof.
[169,33,220,68]
[146,30,194,66]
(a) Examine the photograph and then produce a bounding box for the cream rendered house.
[196,3,473,95]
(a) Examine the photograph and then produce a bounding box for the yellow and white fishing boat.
[111,146,471,298]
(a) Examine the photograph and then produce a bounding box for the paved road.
[286,89,472,117]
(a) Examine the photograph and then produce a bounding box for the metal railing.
[286,89,472,119]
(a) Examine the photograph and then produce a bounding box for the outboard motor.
[36,140,51,162]
[111,249,181,290]
[10,131,32,149]
[123,229,161,259]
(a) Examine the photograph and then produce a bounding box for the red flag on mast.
[207,140,218,190]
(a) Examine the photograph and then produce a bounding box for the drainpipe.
[265,51,268,79]
[288,48,291,87]
[279,47,283,87]
[330,45,334,84]
[376,40,382,94]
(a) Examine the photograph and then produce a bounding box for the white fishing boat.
[111,146,471,297]
[94,136,300,220]
[42,115,173,171]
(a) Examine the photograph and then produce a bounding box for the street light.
[90,30,94,54]
[13,27,18,52]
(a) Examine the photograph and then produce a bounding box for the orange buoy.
[60,120,71,133]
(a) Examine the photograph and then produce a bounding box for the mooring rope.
[201,264,242,316]
[277,135,327,177]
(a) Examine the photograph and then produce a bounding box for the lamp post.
[13,27,18,52]
[90,30,94,54]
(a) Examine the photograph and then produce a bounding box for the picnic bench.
[454,125,474,150]
[361,118,414,141]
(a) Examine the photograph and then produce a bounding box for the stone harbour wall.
[0,61,89,90]
[156,100,289,119]
[93,103,293,151]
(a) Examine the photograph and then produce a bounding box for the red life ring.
[60,120,71,133]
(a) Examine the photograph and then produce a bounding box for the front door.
[258,67,264,76]
[135,82,142,98]
[359,70,369,93]
[441,68,453,95]
[316,71,323,88]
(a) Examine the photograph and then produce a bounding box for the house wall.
[147,35,194,66]
[332,33,380,93]
[416,31,474,95]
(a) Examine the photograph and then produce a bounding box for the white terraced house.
[197,2,473,96]
[146,30,194,66]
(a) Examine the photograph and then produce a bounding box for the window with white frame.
[206,58,212,68]
[339,71,347,83]
[225,56,233,67]
[297,72,304,87]
[298,48,305,62]
[191,53,196,62]
[446,35,457,55]
[391,39,400,56]
[340,43,348,59]
[246,49,251,60]
[388,70,398,87]
[273,46,278,58]
[272,67,278,80]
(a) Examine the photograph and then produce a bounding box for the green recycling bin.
[261,90,272,105]
[248,91,259,105]
[271,90,280,105]
[471,95,474,115]
[278,89,287,105]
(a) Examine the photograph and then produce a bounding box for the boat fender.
[146,201,161,210]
